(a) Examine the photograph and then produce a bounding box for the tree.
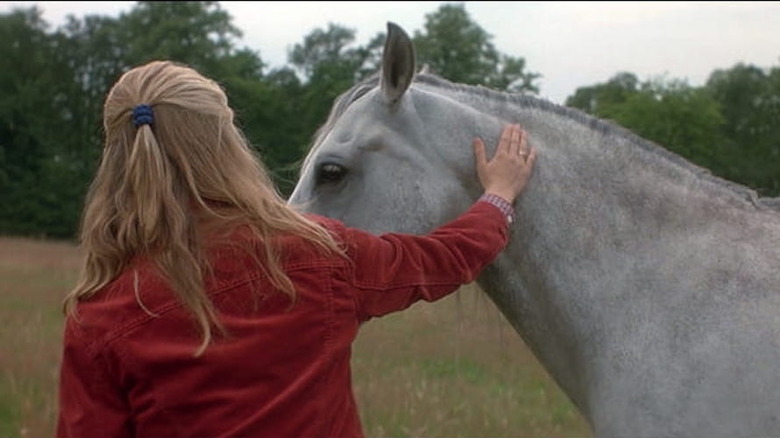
[0,1,284,237]
[224,66,306,194]
[706,62,780,195]
[290,23,362,81]
[567,73,729,183]
[412,3,540,93]
[565,72,639,114]
[569,63,780,197]
[117,1,243,78]
[287,23,373,168]
[0,7,84,236]
[607,77,726,172]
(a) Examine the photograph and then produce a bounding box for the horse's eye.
[316,163,347,185]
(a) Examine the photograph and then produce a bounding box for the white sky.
[2,1,779,104]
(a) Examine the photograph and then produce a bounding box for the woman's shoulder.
[66,258,172,337]
[305,213,345,233]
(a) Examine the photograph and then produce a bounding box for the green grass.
[351,291,591,437]
[0,236,591,437]
[0,237,81,438]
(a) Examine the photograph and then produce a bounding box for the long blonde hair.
[64,60,343,355]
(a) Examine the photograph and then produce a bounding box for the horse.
[288,22,780,438]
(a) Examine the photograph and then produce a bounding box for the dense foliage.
[566,68,780,197]
[0,2,777,238]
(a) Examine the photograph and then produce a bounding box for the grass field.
[0,236,591,437]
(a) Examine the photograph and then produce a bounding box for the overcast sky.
[2,1,779,104]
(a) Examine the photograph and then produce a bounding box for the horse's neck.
[461,95,768,420]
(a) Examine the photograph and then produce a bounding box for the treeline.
[1,1,777,239]
[566,69,780,198]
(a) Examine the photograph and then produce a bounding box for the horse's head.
[288,22,507,234]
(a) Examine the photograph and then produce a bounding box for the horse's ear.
[381,22,416,105]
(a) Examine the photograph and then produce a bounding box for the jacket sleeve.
[57,319,132,438]
[338,200,510,322]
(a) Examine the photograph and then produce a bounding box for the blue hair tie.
[132,104,154,127]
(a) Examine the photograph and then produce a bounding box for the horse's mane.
[309,71,780,212]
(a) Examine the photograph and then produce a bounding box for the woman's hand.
[473,124,537,203]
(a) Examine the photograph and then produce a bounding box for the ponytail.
[65,61,343,356]
[122,105,225,355]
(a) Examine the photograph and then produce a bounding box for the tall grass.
[0,237,81,438]
[352,290,590,437]
[0,236,591,437]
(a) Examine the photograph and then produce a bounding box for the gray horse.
[289,22,780,438]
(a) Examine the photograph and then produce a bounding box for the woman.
[57,60,536,438]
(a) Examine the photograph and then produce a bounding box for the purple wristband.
[479,193,515,224]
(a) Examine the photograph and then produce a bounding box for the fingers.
[472,137,487,167]
[525,146,537,168]
[474,123,537,203]
[497,124,514,155]
[518,129,529,159]
[510,125,521,156]
[478,123,532,165]
[497,124,526,158]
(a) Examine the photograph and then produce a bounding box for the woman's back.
[59,205,511,437]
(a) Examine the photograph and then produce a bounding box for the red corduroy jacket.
[57,201,510,438]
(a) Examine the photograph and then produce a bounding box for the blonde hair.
[64,60,343,355]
